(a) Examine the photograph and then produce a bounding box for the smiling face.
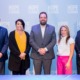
[39,13,47,25]
[58,25,70,43]
[16,21,24,31]
[60,27,68,37]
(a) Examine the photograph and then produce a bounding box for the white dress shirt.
[40,25,48,51]
[40,25,46,38]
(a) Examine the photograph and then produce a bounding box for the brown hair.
[58,25,70,44]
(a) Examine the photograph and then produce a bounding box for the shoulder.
[77,30,80,35]
[47,24,55,30]
[9,30,15,36]
[47,24,56,33]
[47,24,55,28]
[25,31,29,36]
[0,26,8,32]
[32,24,39,29]
[24,31,30,39]
[68,37,75,44]
[69,37,74,41]
[77,30,80,33]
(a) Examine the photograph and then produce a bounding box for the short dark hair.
[15,19,25,29]
[39,12,47,18]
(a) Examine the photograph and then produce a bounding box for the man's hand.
[38,48,46,55]
[0,53,3,58]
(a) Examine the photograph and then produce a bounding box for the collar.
[40,25,46,28]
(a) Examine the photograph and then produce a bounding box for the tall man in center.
[30,12,56,74]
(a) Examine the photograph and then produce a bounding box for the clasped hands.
[0,53,3,58]
[19,53,26,60]
[38,48,46,55]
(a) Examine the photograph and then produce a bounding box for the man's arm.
[75,32,80,54]
[0,29,8,55]
[46,27,56,51]
[29,27,40,52]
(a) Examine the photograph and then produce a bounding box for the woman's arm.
[68,43,75,63]
[66,43,75,69]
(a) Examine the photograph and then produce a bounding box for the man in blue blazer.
[0,26,8,74]
[30,12,56,74]
[75,30,80,74]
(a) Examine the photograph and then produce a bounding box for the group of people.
[0,12,80,75]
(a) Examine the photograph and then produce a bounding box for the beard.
[40,21,47,25]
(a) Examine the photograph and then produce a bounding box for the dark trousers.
[0,62,5,75]
[33,58,52,75]
[12,60,26,75]
[76,55,80,74]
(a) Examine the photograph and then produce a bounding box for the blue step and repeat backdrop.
[0,0,80,75]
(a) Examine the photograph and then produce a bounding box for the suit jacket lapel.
[38,24,49,41]
[43,24,48,40]
[38,24,43,40]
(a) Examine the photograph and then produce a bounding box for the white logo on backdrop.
[48,5,59,14]
[67,5,78,14]
[27,5,39,14]
[9,5,20,14]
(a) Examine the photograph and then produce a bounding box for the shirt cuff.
[45,47,48,52]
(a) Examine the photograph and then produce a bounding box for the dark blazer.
[30,24,56,59]
[8,31,31,71]
[75,30,80,55]
[0,26,8,62]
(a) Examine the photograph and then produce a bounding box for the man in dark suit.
[30,12,56,74]
[75,30,80,74]
[0,26,8,74]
